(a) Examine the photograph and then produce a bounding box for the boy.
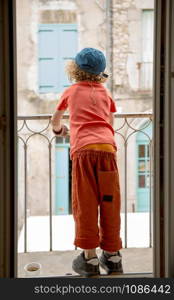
[51,48,123,276]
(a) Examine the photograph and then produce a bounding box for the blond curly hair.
[66,60,108,83]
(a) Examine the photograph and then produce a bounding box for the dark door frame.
[153,0,174,277]
[0,0,174,278]
[0,0,17,278]
[163,0,174,278]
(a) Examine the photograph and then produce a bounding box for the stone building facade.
[17,0,154,230]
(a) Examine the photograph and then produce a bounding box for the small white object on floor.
[24,262,42,277]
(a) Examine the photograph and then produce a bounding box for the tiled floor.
[18,248,153,278]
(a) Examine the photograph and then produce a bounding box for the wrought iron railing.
[17,113,153,252]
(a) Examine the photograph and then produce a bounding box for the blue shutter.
[59,25,78,89]
[136,123,152,212]
[38,24,77,93]
[55,145,69,215]
[38,26,59,93]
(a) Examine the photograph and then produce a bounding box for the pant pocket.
[71,161,78,218]
[98,170,119,202]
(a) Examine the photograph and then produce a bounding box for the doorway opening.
[16,0,155,277]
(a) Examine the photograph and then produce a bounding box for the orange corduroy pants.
[71,149,122,252]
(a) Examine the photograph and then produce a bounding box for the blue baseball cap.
[75,47,106,75]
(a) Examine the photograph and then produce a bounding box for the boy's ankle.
[84,249,97,259]
[104,250,118,257]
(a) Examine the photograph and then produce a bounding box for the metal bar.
[17,113,153,120]
[17,114,68,120]
[114,113,152,118]
[124,141,128,248]
[17,113,154,254]
[24,272,153,278]
[149,142,152,248]
[24,144,27,253]
[48,143,53,251]
[66,272,154,278]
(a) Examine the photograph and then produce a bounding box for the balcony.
[17,113,153,277]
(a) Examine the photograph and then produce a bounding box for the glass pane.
[138,145,145,157]
[139,175,145,187]
[138,160,146,171]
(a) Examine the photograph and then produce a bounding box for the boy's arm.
[106,88,117,127]
[109,112,114,127]
[51,110,65,132]
[51,89,69,134]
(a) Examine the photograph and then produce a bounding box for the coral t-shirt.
[56,81,117,159]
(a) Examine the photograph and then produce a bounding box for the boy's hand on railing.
[52,124,69,137]
[60,124,69,137]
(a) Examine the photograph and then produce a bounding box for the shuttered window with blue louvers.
[38,24,78,93]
